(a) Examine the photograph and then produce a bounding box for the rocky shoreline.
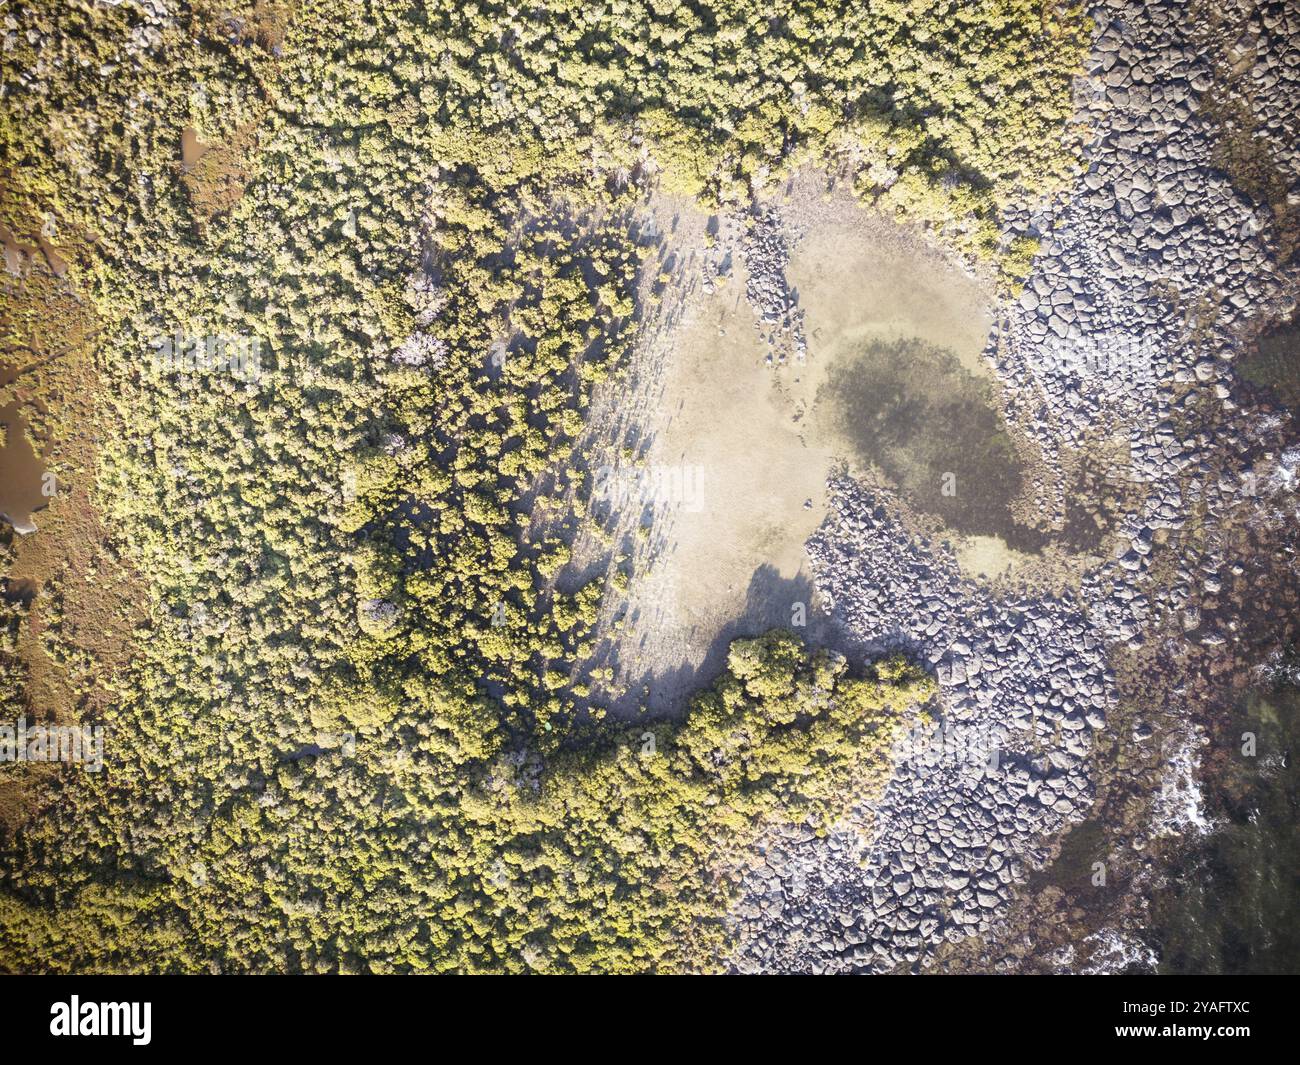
[726,0,1300,973]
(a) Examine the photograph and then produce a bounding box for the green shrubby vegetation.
[0,0,1079,971]
[1,630,931,972]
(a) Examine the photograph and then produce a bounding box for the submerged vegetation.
[817,336,1037,549]
[1,1,1083,971]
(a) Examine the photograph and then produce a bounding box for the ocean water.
[1147,681,1300,974]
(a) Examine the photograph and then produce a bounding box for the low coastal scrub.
[1,631,932,972]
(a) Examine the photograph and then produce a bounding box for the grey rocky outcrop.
[727,0,1300,973]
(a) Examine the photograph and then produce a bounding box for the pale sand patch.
[950,532,1096,594]
[954,534,1037,582]
[608,276,836,712]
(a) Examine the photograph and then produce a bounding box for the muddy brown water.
[1,223,67,278]
[0,401,46,533]
[181,127,210,171]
